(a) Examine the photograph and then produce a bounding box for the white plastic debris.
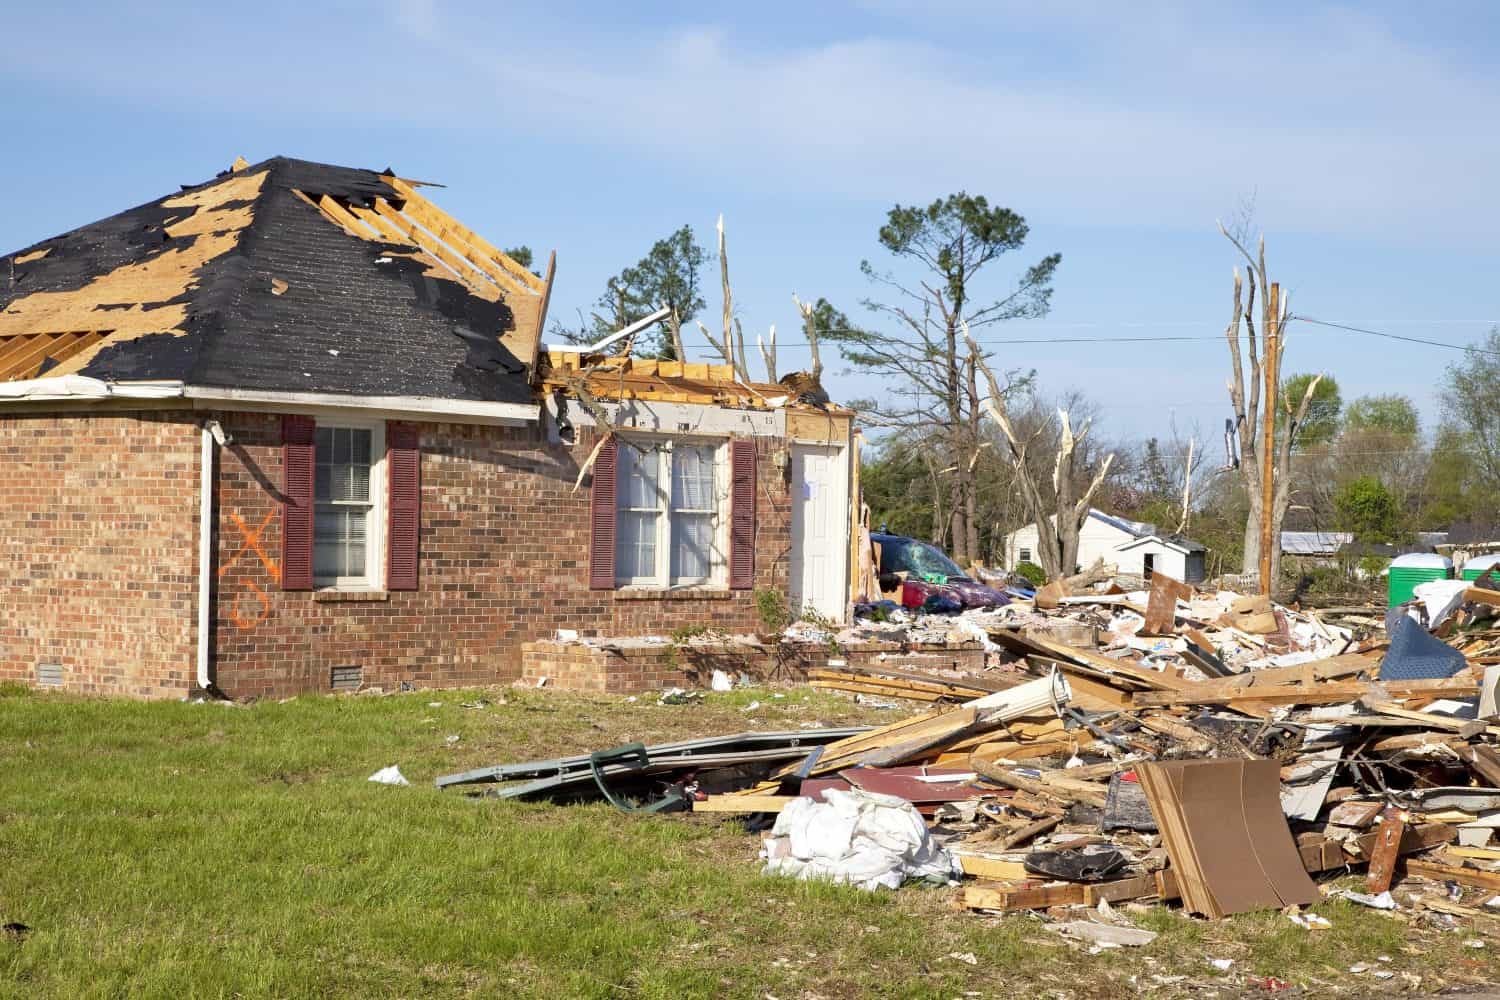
[1211,959,1234,972]
[946,951,978,965]
[1286,912,1331,930]
[368,765,409,786]
[1336,889,1396,910]
[1049,922,1158,948]
[711,670,733,692]
[760,788,957,891]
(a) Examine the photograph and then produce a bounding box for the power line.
[700,318,1498,354]
[1295,316,1500,357]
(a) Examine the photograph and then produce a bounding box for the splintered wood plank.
[691,795,795,813]
[1144,572,1191,635]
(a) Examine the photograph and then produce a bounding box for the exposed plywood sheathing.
[299,177,552,371]
[13,249,49,265]
[0,170,269,380]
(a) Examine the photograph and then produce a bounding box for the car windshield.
[879,538,965,580]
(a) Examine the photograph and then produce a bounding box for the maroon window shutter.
[588,436,619,589]
[386,421,421,591]
[280,415,316,591]
[729,439,756,590]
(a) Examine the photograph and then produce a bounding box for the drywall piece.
[1281,747,1343,822]
[1480,666,1500,721]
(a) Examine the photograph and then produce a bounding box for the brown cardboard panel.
[1181,760,1284,916]
[1239,759,1321,907]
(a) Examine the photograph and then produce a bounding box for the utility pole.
[1258,282,1280,596]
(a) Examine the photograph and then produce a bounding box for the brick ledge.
[613,587,733,601]
[313,589,391,603]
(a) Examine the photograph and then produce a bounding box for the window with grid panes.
[616,440,722,586]
[315,425,380,587]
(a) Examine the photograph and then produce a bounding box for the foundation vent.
[36,663,63,687]
[330,665,363,692]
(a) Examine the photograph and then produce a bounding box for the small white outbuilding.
[1002,509,1207,583]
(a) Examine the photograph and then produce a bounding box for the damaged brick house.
[0,156,856,699]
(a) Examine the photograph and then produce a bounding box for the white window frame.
[313,418,386,591]
[1019,547,1032,563]
[616,436,728,589]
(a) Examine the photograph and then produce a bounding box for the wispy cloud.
[3,2,1496,242]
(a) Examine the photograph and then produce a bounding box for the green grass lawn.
[1,682,1496,999]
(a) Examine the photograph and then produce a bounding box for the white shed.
[1002,509,1207,583]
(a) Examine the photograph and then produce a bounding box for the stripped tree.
[1218,226,1325,587]
[966,327,1115,581]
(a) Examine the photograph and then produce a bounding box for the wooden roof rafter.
[0,330,110,382]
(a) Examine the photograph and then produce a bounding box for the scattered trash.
[368,765,409,786]
[657,688,703,706]
[1285,911,1331,930]
[711,670,733,692]
[1336,889,1397,910]
[946,951,979,965]
[444,735,460,745]
[1210,958,1234,972]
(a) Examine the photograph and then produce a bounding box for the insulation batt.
[760,788,957,891]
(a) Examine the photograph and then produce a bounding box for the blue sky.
[3,1,1498,445]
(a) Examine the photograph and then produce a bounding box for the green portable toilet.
[1387,553,1452,606]
[1461,553,1500,582]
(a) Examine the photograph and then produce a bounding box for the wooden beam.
[314,194,376,239]
[0,332,73,381]
[384,175,547,292]
[962,881,1086,911]
[38,331,105,370]
[388,193,532,297]
[371,199,498,298]
[955,855,1030,881]
[1402,860,1500,892]
[346,203,411,244]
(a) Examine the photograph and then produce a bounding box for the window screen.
[315,427,373,582]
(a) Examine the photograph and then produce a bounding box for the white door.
[790,443,850,621]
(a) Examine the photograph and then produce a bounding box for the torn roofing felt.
[0,156,553,405]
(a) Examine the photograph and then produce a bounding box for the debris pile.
[438,574,1500,927]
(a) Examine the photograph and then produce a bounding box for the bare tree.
[967,328,1115,580]
[1218,226,1324,588]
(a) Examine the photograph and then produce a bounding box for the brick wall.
[211,414,798,699]
[0,410,200,697]
[519,638,986,695]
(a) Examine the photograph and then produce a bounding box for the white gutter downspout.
[197,420,227,692]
